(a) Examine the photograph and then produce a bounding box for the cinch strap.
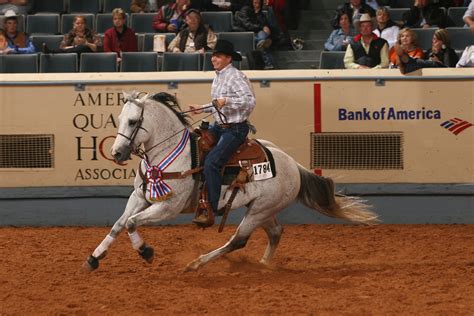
[143,129,190,201]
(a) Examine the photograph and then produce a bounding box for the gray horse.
[83,92,378,272]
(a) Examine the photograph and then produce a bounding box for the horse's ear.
[138,93,149,105]
[122,91,131,101]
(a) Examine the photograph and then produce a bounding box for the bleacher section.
[0,1,472,72]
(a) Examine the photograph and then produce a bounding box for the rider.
[189,39,256,227]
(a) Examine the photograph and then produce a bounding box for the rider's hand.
[188,104,203,115]
[215,98,226,109]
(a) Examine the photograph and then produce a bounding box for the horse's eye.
[129,120,137,126]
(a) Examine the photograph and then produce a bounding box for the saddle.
[194,127,268,167]
[192,124,273,230]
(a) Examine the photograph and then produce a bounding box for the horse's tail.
[296,165,379,225]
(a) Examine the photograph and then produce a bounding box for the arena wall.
[0,69,473,225]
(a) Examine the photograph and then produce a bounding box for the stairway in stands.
[273,0,342,69]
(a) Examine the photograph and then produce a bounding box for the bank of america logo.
[440,118,473,135]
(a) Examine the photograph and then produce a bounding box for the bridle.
[116,103,149,157]
[115,98,227,159]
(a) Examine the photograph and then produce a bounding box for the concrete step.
[301,39,326,50]
[290,29,332,41]
[277,60,319,69]
[273,49,322,61]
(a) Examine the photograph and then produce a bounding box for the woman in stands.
[388,27,423,68]
[373,7,399,48]
[0,29,14,54]
[324,11,357,51]
[104,8,138,58]
[167,9,217,52]
[43,15,102,54]
[396,28,459,73]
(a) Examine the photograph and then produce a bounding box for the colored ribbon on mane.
[143,129,190,201]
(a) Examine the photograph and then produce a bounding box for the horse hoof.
[139,245,154,264]
[83,255,99,272]
[184,260,200,272]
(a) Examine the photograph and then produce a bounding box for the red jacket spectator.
[104,26,138,54]
[104,8,138,55]
[152,0,190,33]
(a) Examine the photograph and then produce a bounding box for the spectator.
[0,0,30,15]
[43,15,101,54]
[234,0,275,69]
[456,45,474,67]
[130,0,157,13]
[373,7,400,48]
[167,9,216,52]
[3,9,35,54]
[403,0,447,28]
[463,0,474,32]
[324,12,357,51]
[152,0,191,33]
[388,27,424,67]
[366,0,391,10]
[332,0,376,29]
[104,8,138,60]
[0,29,14,54]
[344,13,389,69]
[396,28,459,73]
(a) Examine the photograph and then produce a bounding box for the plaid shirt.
[203,64,256,124]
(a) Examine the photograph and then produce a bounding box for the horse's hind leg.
[260,216,283,265]
[185,213,264,272]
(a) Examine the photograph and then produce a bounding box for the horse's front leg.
[125,201,183,265]
[83,189,149,271]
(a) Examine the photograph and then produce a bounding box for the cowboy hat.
[212,39,242,61]
[4,10,18,18]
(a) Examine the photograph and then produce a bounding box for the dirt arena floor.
[0,224,473,315]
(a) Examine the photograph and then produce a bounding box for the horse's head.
[111,91,149,163]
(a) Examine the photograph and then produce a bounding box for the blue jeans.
[203,123,249,213]
[255,31,274,68]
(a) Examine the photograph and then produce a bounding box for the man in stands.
[3,9,35,54]
[463,0,474,33]
[344,13,389,69]
[152,0,190,33]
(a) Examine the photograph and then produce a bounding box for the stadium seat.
[120,52,158,72]
[130,13,156,33]
[30,34,64,52]
[201,11,233,32]
[0,54,38,73]
[69,0,102,14]
[446,27,474,50]
[103,0,132,13]
[217,32,254,55]
[26,14,60,35]
[61,13,95,34]
[142,33,175,52]
[0,14,25,32]
[319,51,346,69]
[412,28,437,50]
[447,7,468,27]
[80,52,118,72]
[202,51,240,71]
[387,8,410,23]
[39,53,78,73]
[161,52,200,71]
[33,0,66,13]
[96,13,130,34]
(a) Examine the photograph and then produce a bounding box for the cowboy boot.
[192,186,215,228]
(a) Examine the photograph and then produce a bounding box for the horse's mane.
[150,92,191,127]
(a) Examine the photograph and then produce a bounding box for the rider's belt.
[218,121,247,129]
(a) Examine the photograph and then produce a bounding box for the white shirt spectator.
[373,24,399,48]
[456,45,474,67]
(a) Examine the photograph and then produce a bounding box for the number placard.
[252,162,273,181]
